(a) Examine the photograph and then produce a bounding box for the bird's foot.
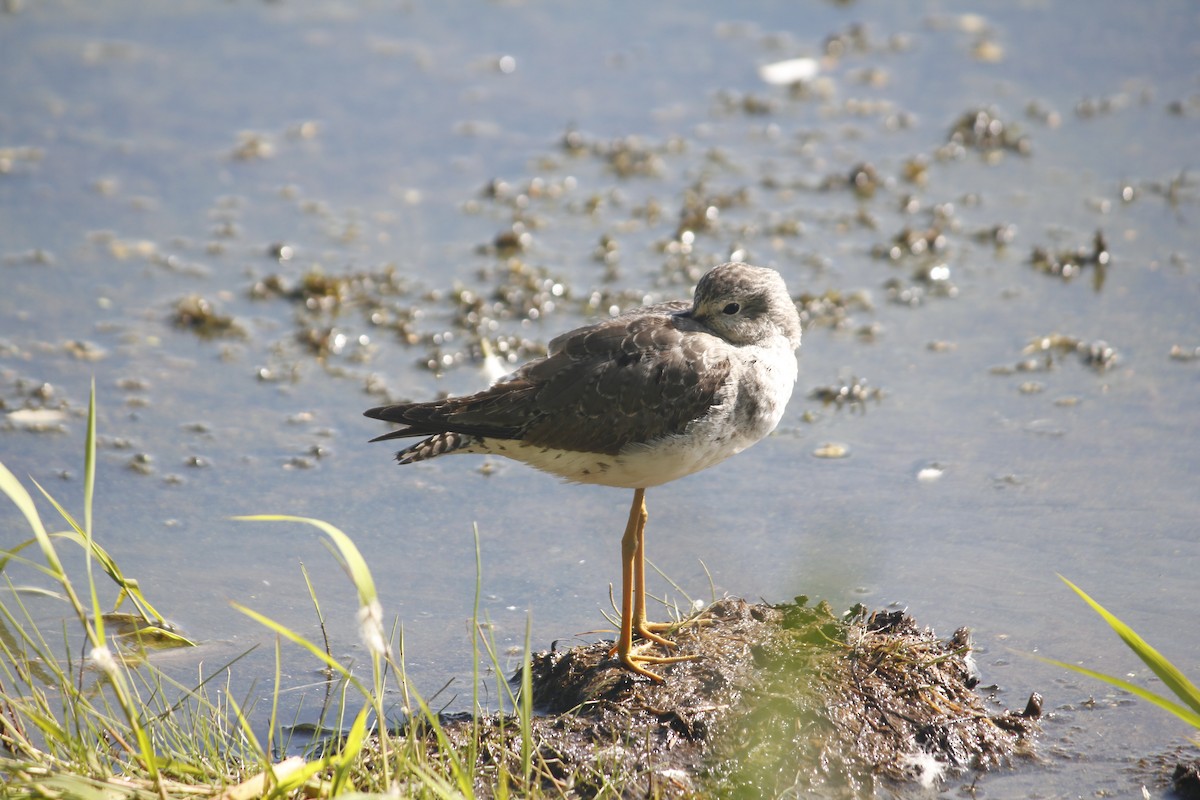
[633,619,678,648]
[637,609,714,641]
[616,641,697,683]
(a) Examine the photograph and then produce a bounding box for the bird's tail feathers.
[395,431,480,464]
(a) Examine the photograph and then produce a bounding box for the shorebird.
[365,262,803,680]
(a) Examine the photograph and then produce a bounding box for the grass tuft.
[1044,575,1200,731]
[0,383,560,798]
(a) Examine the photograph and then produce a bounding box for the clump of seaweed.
[171,294,245,338]
[414,598,1040,798]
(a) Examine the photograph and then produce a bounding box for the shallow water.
[2,1,1198,795]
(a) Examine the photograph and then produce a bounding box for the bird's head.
[688,262,802,350]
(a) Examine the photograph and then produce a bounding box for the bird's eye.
[722,302,740,315]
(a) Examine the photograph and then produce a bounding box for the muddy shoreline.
[402,598,1041,797]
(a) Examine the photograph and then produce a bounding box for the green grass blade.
[0,464,91,628]
[85,377,96,538]
[411,692,474,798]
[8,585,67,601]
[409,763,471,800]
[519,615,533,787]
[471,523,482,774]
[1059,575,1200,718]
[329,704,371,795]
[234,516,378,608]
[50,530,172,628]
[0,463,64,578]
[0,538,36,573]
[223,691,269,771]
[230,602,371,699]
[1037,654,1200,728]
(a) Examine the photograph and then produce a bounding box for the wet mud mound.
[428,598,1041,797]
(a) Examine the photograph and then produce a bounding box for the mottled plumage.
[366,262,801,487]
[365,262,803,680]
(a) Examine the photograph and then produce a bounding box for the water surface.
[2,2,1198,794]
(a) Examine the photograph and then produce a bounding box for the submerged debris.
[972,222,1018,247]
[873,225,948,261]
[5,407,68,433]
[812,442,850,459]
[296,325,370,360]
[845,162,884,199]
[267,242,296,262]
[0,145,45,174]
[560,128,678,179]
[171,295,244,339]
[1078,339,1119,370]
[406,599,1038,798]
[990,333,1120,374]
[941,107,1032,159]
[63,339,108,361]
[1169,344,1200,362]
[810,376,883,410]
[480,223,533,255]
[758,57,820,87]
[1025,333,1119,371]
[1029,230,1110,289]
[230,130,274,161]
[797,289,874,330]
[883,272,957,306]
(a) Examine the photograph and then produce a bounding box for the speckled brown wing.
[364,304,735,456]
[517,311,734,454]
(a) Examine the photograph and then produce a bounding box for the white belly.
[477,431,743,489]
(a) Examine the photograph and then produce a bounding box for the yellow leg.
[631,490,675,646]
[613,488,694,682]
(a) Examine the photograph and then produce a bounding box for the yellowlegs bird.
[365,262,803,680]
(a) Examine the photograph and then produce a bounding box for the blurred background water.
[1,2,1198,794]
